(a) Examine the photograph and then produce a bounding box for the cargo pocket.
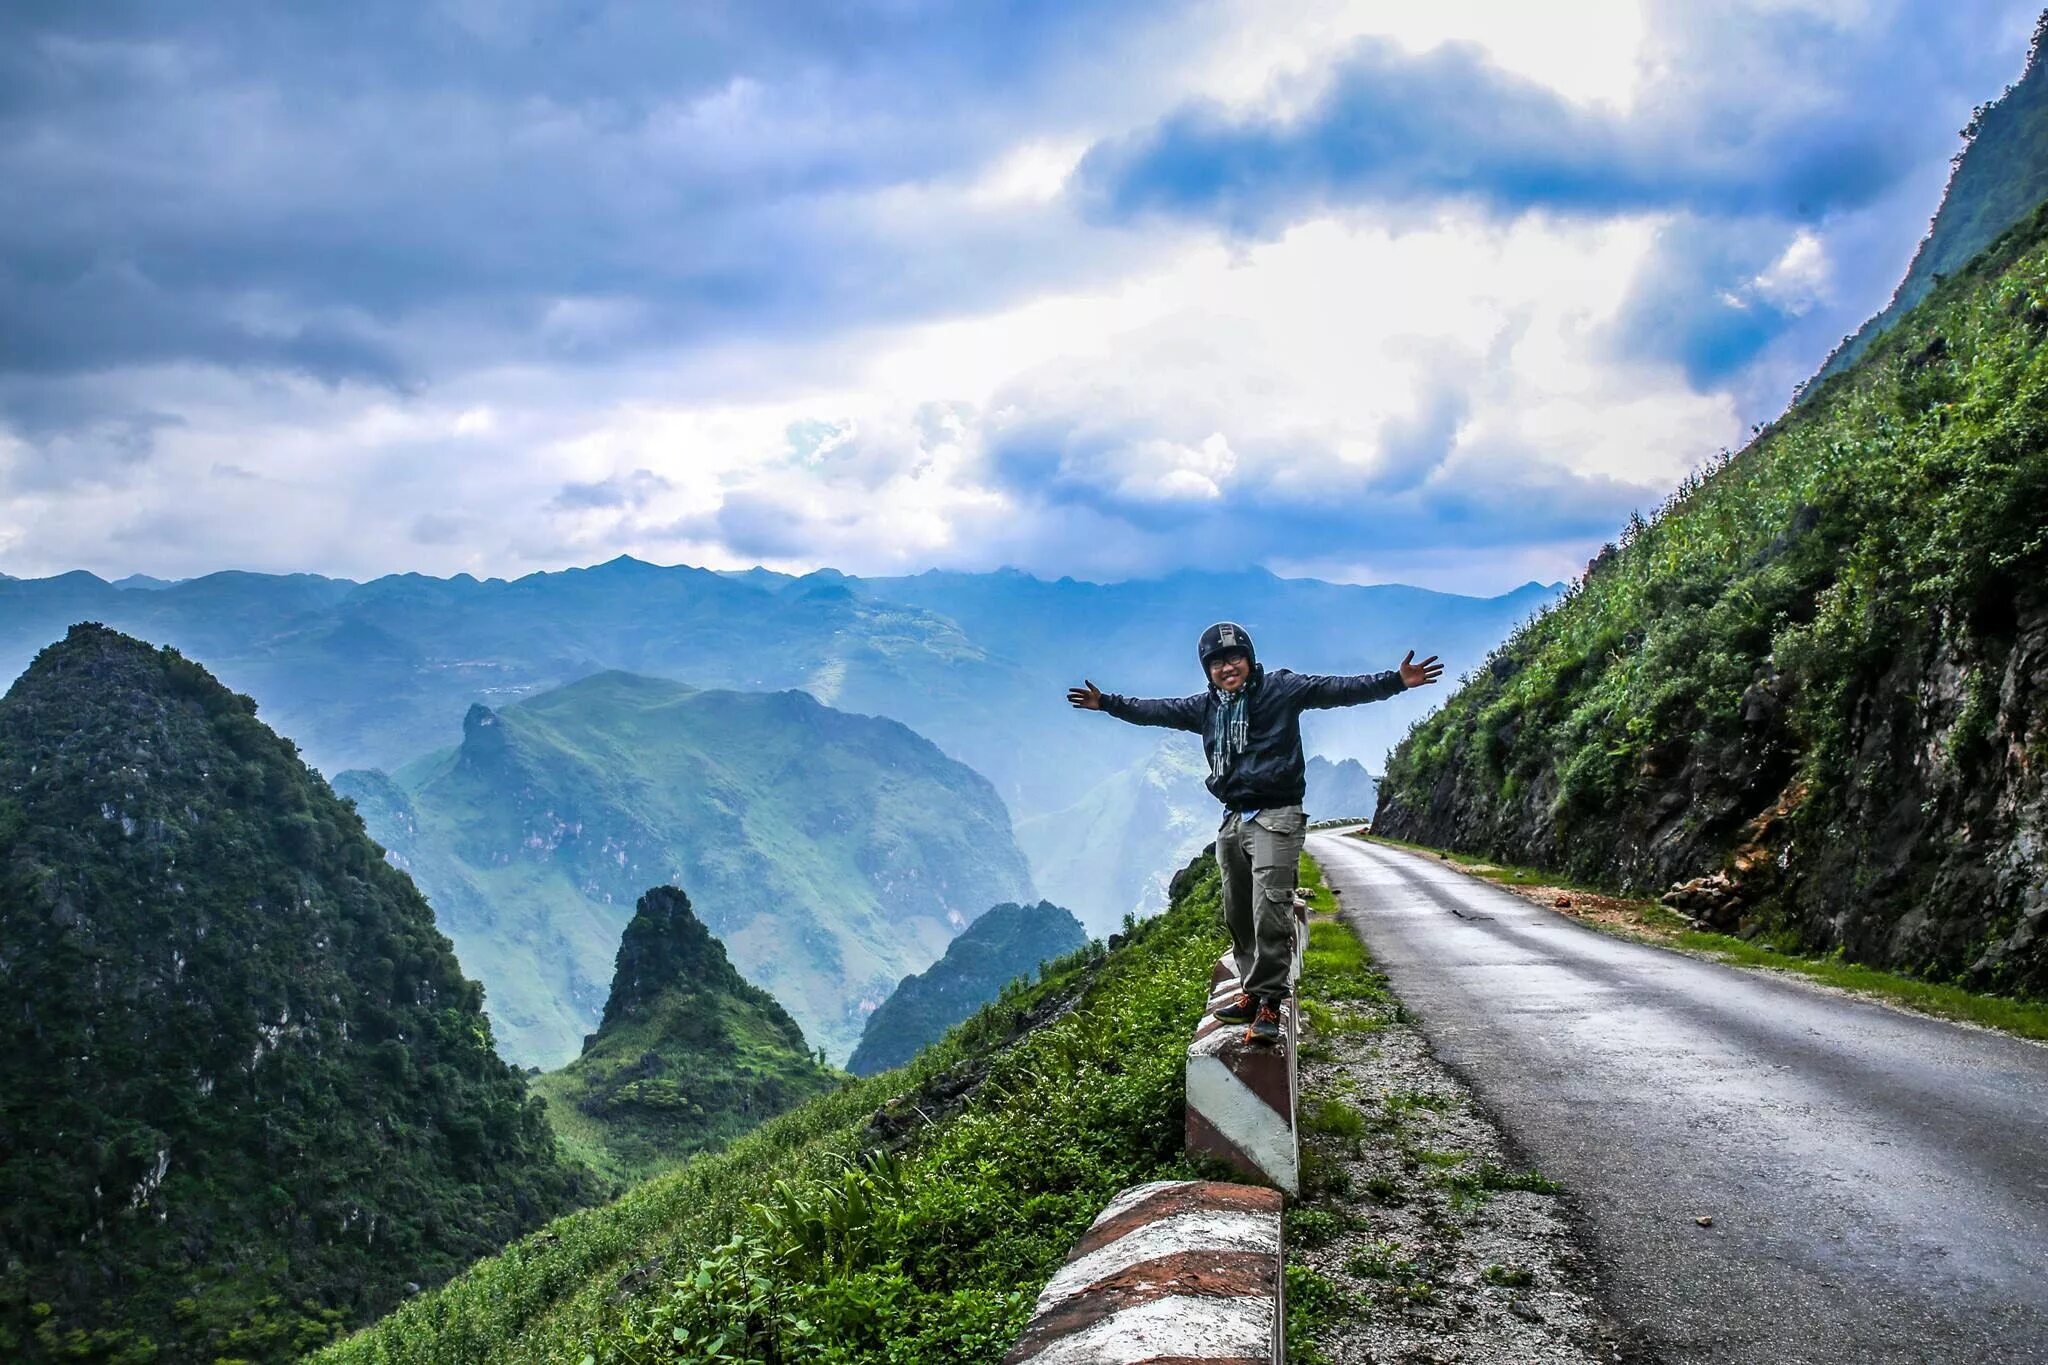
[1253,806,1307,836]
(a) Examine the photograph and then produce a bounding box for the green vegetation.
[1823,16,2048,377]
[335,670,1035,1066]
[1668,929,2048,1042]
[1442,1163,1564,1211]
[1282,1264,1358,1365]
[1286,853,1569,1356]
[531,886,843,1186]
[313,857,1231,1365]
[846,900,1087,1076]
[0,626,591,1364]
[1377,192,2048,999]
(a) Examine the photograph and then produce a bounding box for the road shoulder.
[1285,854,1625,1365]
[1350,830,2048,1045]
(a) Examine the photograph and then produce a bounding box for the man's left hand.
[1399,650,1445,688]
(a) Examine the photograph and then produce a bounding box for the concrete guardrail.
[1001,1178,1285,1365]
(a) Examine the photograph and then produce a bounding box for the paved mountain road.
[1309,831,2048,1365]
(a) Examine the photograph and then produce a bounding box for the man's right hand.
[1067,679,1104,710]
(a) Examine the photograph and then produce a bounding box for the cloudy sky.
[2,0,2039,592]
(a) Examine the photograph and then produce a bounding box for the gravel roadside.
[1287,865,1630,1364]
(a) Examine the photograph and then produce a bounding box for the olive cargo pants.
[1216,804,1306,1002]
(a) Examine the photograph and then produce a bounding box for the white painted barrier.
[1185,891,1308,1193]
[1002,1179,1285,1365]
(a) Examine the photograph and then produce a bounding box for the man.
[1068,623,1442,1043]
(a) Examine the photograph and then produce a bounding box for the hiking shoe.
[1244,1001,1284,1045]
[1212,991,1256,1024]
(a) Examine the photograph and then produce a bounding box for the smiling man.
[1068,622,1443,1042]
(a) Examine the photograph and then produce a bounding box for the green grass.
[1282,1264,1359,1365]
[1301,1097,1369,1142]
[313,860,1232,1365]
[1671,930,2048,1041]
[1357,830,1688,926]
[1297,855,1392,1008]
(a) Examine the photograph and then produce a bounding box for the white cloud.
[0,0,2036,596]
[1749,229,1832,314]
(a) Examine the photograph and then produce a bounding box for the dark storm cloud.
[0,0,1160,393]
[1076,5,2022,232]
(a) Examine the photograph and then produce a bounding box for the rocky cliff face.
[1376,209,2048,998]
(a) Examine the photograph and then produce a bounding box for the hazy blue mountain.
[335,671,1035,1067]
[845,899,1087,1076]
[845,566,1558,816]
[0,562,1555,912]
[1017,742,1386,931]
[1015,738,1214,934]
[1305,755,1379,820]
[0,560,1024,794]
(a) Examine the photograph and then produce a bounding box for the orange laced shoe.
[1244,1000,1283,1044]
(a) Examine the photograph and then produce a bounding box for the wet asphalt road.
[1309,831,2048,1365]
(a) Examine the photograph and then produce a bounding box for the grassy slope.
[312,860,1228,1365]
[1822,21,2048,378]
[1376,201,2048,992]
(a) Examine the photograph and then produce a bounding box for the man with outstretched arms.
[1068,623,1443,1043]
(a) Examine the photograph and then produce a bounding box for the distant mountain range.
[1019,743,1382,933]
[1307,755,1380,820]
[0,627,589,1363]
[0,562,1553,924]
[334,671,1035,1067]
[531,885,841,1185]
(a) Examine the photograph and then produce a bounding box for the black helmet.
[1198,621,1255,669]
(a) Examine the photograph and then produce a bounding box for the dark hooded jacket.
[1099,663,1406,811]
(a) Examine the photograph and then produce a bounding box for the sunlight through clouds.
[0,0,2038,588]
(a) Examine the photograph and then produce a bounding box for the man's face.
[1206,649,1251,693]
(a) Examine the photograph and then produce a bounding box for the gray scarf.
[1209,681,1251,783]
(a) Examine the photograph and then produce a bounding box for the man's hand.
[1067,679,1104,710]
[1399,651,1445,689]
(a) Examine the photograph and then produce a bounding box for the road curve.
[1309,831,2048,1365]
